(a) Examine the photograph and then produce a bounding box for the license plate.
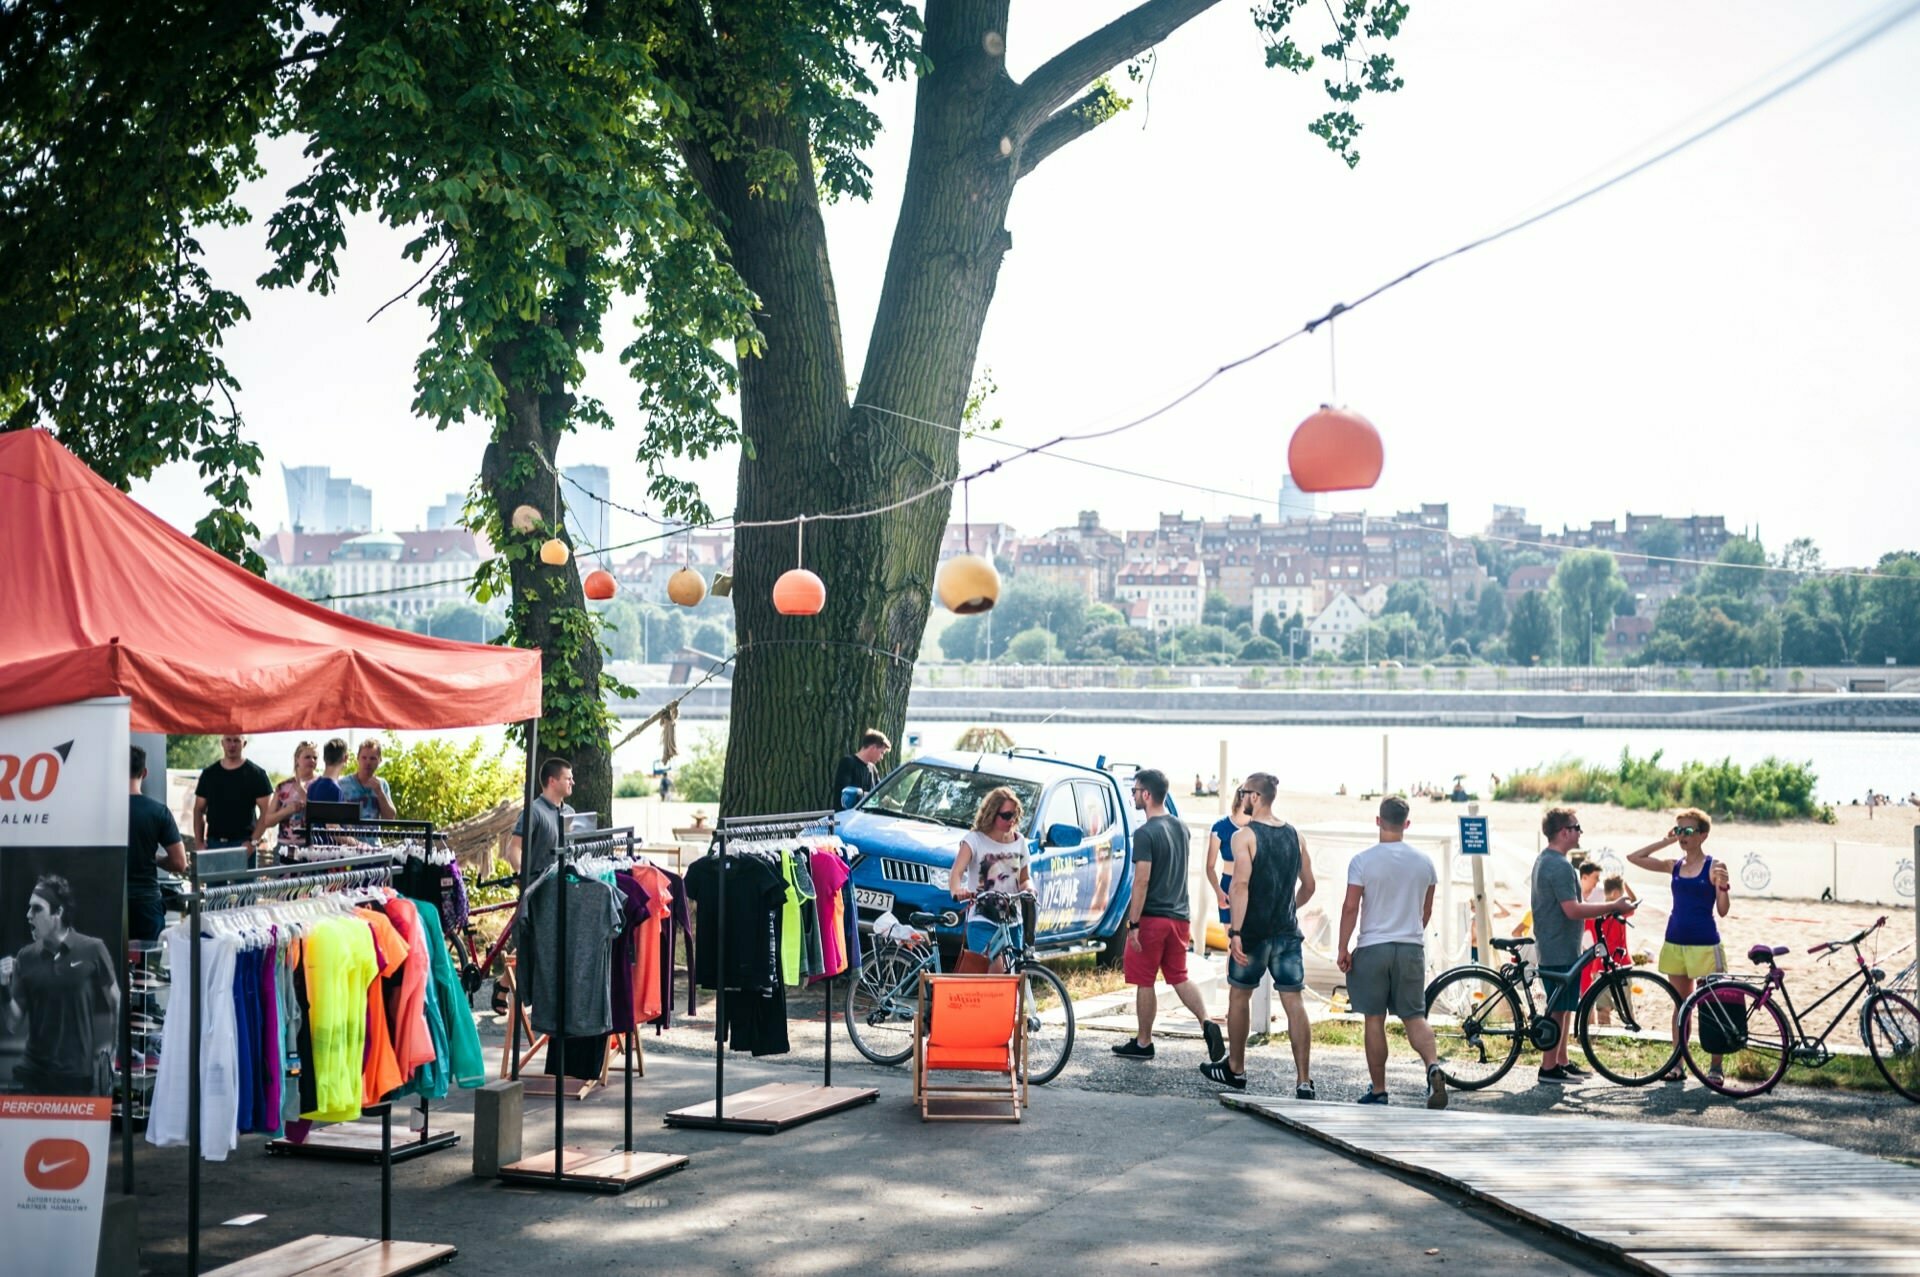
[854,887,893,913]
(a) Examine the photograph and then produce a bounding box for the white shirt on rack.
[147,925,240,1159]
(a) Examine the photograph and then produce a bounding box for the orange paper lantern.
[539,537,571,566]
[1286,405,1383,492]
[583,568,617,600]
[667,566,708,607]
[936,554,1001,614]
[772,568,826,616]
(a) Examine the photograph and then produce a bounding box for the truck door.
[1028,783,1091,942]
[1074,780,1124,931]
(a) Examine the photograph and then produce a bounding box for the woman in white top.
[948,786,1032,970]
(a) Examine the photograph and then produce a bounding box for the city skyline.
[125,2,1917,570]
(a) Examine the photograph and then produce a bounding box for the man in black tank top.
[1201,772,1318,1097]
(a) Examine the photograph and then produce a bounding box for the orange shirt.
[381,897,436,1078]
[354,907,410,1105]
[628,865,672,1024]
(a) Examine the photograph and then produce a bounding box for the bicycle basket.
[1696,986,1750,1055]
[974,891,1020,924]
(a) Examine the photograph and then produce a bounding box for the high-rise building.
[563,464,611,566]
[1278,475,1323,524]
[283,464,371,532]
[425,492,464,530]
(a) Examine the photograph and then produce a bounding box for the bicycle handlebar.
[1808,915,1887,956]
[475,874,520,892]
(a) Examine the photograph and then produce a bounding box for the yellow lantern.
[539,537,570,566]
[511,504,543,534]
[667,566,708,607]
[935,554,1000,614]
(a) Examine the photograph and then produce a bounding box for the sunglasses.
[995,810,1018,823]
[1566,824,1582,833]
[1235,788,1254,797]
[1673,825,1702,836]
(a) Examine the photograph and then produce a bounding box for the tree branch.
[1008,0,1222,143]
[1016,89,1117,179]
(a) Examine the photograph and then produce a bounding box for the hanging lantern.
[667,566,708,607]
[1287,405,1383,492]
[936,554,1001,614]
[583,568,617,600]
[539,537,571,566]
[773,568,826,616]
[511,504,543,534]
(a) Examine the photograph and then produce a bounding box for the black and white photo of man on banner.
[0,699,130,1097]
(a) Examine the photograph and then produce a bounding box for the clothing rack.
[663,810,879,1134]
[497,826,687,1192]
[265,818,460,1163]
[184,852,455,1277]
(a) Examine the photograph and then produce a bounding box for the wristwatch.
[1127,921,1140,931]
[1229,929,1242,937]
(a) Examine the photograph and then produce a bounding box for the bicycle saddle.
[1747,943,1789,964]
[908,909,960,928]
[1491,937,1532,952]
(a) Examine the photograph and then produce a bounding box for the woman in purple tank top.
[1627,806,1732,1081]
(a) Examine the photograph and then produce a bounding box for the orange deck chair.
[914,972,1027,1122]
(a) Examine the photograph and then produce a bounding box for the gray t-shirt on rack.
[519,872,624,1037]
[1530,849,1584,972]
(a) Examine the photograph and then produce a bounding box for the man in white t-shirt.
[1336,796,1447,1109]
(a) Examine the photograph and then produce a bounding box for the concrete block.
[472,1079,523,1178]
[96,1191,139,1277]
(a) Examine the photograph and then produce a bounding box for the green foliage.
[1004,626,1060,664]
[1507,591,1553,665]
[943,577,1089,662]
[1239,636,1284,663]
[674,731,726,804]
[614,771,657,799]
[166,735,222,771]
[376,732,521,827]
[1494,748,1833,823]
[1252,0,1410,166]
[1547,550,1627,665]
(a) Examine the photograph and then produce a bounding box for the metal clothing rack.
[184,852,455,1277]
[266,818,460,1164]
[663,810,879,1134]
[497,826,686,1192]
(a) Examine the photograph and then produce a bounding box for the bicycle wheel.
[1578,967,1680,1086]
[1862,989,1920,1103]
[1425,967,1523,1089]
[1018,963,1075,1086]
[844,947,924,1066]
[1677,980,1789,1098]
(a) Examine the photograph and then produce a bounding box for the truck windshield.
[861,764,1043,831]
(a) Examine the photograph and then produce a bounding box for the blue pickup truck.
[840,749,1138,953]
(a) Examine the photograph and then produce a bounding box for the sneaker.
[1425,1064,1449,1110]
[1201,1019,1227,1064]
[1560,1061,1592,1079]
[1536,1065,1571,1084]
[1200,1061,1247,1090]
[1295,1080,1316,1101]
[1111,1039,1155,1059]
[1356,1087,1390,1105]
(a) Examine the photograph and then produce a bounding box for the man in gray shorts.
[1336,797,1447,1108]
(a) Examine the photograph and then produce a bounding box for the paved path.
[1224,1095,1920,1275]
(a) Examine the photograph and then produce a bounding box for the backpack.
[1695,984,1750,1055]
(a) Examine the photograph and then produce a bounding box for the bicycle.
[844,890,1076,1085]
[446,874,523,1008]
[1675,915,1920,1102]
[1425,928,1681,1089]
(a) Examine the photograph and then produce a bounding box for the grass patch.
[1047,953,1129,1002]
[1494,748,1834,823]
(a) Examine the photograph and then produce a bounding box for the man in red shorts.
[1113,769,1227,1065]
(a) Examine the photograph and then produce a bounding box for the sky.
[129,0,1920,570]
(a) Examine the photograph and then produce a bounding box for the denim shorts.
[1228,933,1304,992]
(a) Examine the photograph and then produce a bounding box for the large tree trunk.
[697,3,1021,815]
[480,354,613,823]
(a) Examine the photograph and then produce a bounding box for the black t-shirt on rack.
[684,855,786,995]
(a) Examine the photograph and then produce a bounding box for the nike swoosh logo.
[69,961,86,968]
[36,1157,77,1175]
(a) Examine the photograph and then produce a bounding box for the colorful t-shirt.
[959,830,1028,923]
[809,851,851,981]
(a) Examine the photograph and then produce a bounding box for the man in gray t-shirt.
[1529,807,1635,1084]
[508,759,577,886]
[1114,769,1224,1065]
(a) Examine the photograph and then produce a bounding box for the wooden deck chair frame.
[914,972,1028,1122]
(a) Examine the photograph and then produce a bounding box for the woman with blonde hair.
[253,740,320,853]
[948,786,1033,970]
[1626,807,1731,1082]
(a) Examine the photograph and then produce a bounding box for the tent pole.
[511,717,539,1081]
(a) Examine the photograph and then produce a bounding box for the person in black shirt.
[2,875,120,1095]
[831,729,891,810]
[127,746,187,942]
[192,735,272,854]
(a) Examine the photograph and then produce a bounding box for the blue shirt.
[1211,817,1240,867]
[337,774,393,822]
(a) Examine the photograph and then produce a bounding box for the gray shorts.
[1347,942,1426,1020]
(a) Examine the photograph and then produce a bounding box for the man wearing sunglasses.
[1532,808,1637,1084]
[1112,769,1225,1064]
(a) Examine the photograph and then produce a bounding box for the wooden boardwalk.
[1222,1095,1920,1276]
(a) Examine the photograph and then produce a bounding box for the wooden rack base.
[203,1234,455,1277]
[497,1147,688,1192]
[663,1082,879,1134]
[265,1123,459,1164]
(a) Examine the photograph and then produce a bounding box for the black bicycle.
[1676,915,1920,1101]
[1425,929,1681,1089]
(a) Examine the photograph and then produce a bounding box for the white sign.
[0,1095,113,1277]
[0,700,129,848]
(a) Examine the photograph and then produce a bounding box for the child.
[1585,874,1637,1024]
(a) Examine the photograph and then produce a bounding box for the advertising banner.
[1,698,131,1276]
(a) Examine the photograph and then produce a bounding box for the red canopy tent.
[0,429,541,732]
